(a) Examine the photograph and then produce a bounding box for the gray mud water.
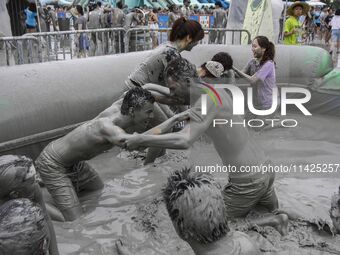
[55,113,340,255]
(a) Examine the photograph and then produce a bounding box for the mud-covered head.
[330,186,340,233]
[163,167,229,244]
[0,198,50,255]
[0,155,37,201]
[121,87,155,129]
[164,58,199,105]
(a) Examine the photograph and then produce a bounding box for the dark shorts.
[26,24,36,29]
[35,143,100,212]
[223,171,278,218]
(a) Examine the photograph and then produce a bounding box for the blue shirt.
[25,8,37,27]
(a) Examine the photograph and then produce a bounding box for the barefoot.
[274,214,289,236]
[115,240,132,255]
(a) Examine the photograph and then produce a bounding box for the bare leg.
[45,203,65,222]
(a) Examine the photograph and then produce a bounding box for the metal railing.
[0,28,251,66]
[29,27,126,61]
[0,36,41,66]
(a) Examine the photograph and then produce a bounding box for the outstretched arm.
[142,83,184,105]
[233,66,259,85]
[143,109,194,135]
[125,105,217,150]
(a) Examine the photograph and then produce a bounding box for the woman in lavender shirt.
[233,36,278,119]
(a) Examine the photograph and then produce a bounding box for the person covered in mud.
[35,87,189,222]
[125,17,204,89]
[124,58,288,234]
[0,155,59,255]
[114,168,278,255]
[330,186,340,234]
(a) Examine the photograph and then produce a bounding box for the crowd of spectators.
[282,1,340,65]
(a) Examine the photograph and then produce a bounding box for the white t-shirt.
[330,15,340,30]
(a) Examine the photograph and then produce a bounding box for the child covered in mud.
[35,87,190,221]
[115,168,260,255]
[0,155,59,255]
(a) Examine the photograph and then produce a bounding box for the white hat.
[205,61,224,78]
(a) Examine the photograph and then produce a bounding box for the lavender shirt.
[243,59,276,109]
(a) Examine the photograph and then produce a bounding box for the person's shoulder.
[231,231,260,255]
[263,60,275,66]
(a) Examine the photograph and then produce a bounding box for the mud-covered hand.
[115,239,132,255]
[173,109,203,123]
[124,133,145,151]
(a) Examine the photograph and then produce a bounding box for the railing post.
[124,29,129,53]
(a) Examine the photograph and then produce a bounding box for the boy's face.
[293,6,303,17]
[132,102,154,130]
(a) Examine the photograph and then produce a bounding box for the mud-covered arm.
[142,83,183,105]
[101,120,131,147]
[34,184,59,255]
[142,109,193,135]
[125,105,217,150]
[233,66,259,85]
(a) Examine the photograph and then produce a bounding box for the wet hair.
[0,199,49,254]
[153,8,158,13]
[211,52,233,70]
[170,17,204,43]
[254,35,275,66]
[97,1,102,7]
[120,87,155,115]
[335,9,340,16]
[163,168,229,244]
[76,5,84,16]
[117,1,123,9]
[165,58,198,82]
[0,155,34,199]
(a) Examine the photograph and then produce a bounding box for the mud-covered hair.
[0,155,34,199]
[0,198,49,254]
[121,87,155,115]
[163,167,229,244]
[211,52,233,70]
[170,17,204,43]
[164,58,198,82]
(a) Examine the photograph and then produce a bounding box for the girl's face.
[251,39,265,59]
